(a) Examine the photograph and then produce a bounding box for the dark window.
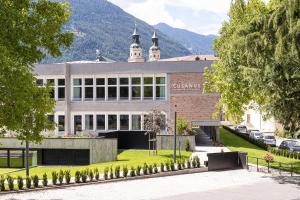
[108,87,117,100]
[85,115,93,130]
[47,115,54,122]
[144,86,153,99]
[85,78,93,85]
[74,115,82,132]
[47,79,54,85]
[36,79,43,86]
[156,77,165,84]
[132,86,141,100]
[132,77,141,85]
[156,86,166,100]
[132,115,141,130]
[85,78,93,100]
[120,78,129,85]
[58,87,65,100]
[96,78,105,85]
[144,77,153,84]
[96,87,105,100]
[120,87,129,100]
[108,115,117,130]
[108,78,117,85]
[96,115,105,130]
[120,115,129,130]
[58,115,65,131]
[58,79,65,86]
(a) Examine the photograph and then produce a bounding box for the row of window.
[37,76,167,101]
[48,113,166,133]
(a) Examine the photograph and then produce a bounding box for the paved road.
[1,170,299,200]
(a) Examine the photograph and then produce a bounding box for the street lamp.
[173,105,177,162]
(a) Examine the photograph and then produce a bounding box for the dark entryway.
[195,126,217,146]
[40,149,89,165]
[99,131,148,149]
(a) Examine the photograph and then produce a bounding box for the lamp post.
[173,105,177,162]
[25,140,29,177]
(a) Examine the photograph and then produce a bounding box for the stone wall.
[157,135,196,151]
[0,137,117,164]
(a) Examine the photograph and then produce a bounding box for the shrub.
[142,163,148,175]
[58,170,64,185]
[136,165,141,176]
[115,166,121,178]
[184,139,190,151]
[42,173,48,187]
[153,163,158,173]
[109,166,114,179]
[17,176,24,190]
[181,160,186,169]
[26,176,32,189]
[65,170,71,184]
[186,159,191,168]
[7,175,14,190]
[52,171,58,185]
[165,161,170,171]
[75,171,81,183]
[130,167,136,177]
[104,167,109,180]
[0,176,5,191]
[263,153,274,163]
[195,156,200,168]
[177,161,182,170]
[81,170,88,183]
[89,169,94,181]
[32,175,39,188]
[170,160,175,171]
[94,168,100,181]
[160,162,165,172]
[192,157,197,168]
[148,165,153,174]
[123,166,128,178]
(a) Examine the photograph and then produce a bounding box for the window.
[36,79,43,86]
[96,78,105,100]
[156,77,166,100]
[143,77,153,100]
[85,114,94,130]
[58,115,65,131]
[57,79,65,101]
[108,78,117,100]
[132,115,141,130]
[131,77,141,100]
[47,79,55,99]
[47,115,54,123]
[73,79,82,101]
[108,115,117,130]
[119,78,129,100]
[74,115,82,133]
[96,115,105,130]
[85,78,93,101]
[120,115,129,130]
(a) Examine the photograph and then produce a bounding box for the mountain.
[42,0,191,63]
[154,23,216,55]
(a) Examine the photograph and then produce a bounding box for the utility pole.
[25,140,29,177]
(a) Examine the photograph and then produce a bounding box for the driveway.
[1,170,299,200]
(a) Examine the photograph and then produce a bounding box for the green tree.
[176,117,188,135]
[205,0,300,137]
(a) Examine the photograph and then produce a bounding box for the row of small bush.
[0,157,200,191]
[268,147,300,160]
[223,126,268,150]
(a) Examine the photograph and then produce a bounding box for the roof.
[159,54,217,62]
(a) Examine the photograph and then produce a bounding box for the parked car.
[262,135,276,146]
[279,140,300,152]
[235,125,247,135]
[249,130,263,140]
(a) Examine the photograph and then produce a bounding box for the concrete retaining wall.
[0,138,118,164]
[157,135,196,151]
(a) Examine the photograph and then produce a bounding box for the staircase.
[195,130,214,146]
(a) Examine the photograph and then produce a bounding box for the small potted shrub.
[136,165,141,176]
[26,176,32,189]
[89,169,94,181]
[130,167,136,177]
[148,165,153,174]
[94,168,100,181]
[32,175,39,188]
[58,170,64,185]
[104,167,109,180]
[160,163,165,172]
[181,160,186,169]
[0,176,5,191]
[153,163,158,173]
[81,170,87,183]
[52,171,58,185]
[263,153,274,163]
[42,173,48,187]
[195,157,200,168]
[177,161,182,170]
[7,175,14,190]
[184,139,190,151]
[109,166,114,179]
[192,157,197,168]
[123,166,128,178]
[165,161,170,171]
[65,170,71,184]
[75,171,81,183]
[170,160,175,171]
[115,166,121,178]
[142,163,148,175]
[186,159,191,168]
[17,176,24,190]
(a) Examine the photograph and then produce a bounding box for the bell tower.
[149,31,160,61]
[128,23,145,62]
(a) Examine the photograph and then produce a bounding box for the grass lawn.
[220,127,300,173]
[1,149,191,178]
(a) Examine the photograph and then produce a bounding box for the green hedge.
[268,146,300,160]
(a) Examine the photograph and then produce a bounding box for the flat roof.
[34,60,213,76]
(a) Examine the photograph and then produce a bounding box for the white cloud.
[108,0,231,35]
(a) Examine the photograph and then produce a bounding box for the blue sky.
[108,0,232,35]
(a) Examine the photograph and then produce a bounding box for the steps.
[195,130,214,146]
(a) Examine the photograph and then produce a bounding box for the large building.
[34,26,220,143]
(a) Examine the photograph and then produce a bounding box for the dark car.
[279,140,300,152]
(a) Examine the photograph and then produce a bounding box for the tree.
[176,117,188,135]
[204,0,300,137]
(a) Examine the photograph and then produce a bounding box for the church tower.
[148,31,160,61]
[128,24,145,62]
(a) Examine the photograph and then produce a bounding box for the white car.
[249,130,263,140]
[262,135,276,147]
[235,125,247,134]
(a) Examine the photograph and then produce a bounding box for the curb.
[0,167,207,195]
